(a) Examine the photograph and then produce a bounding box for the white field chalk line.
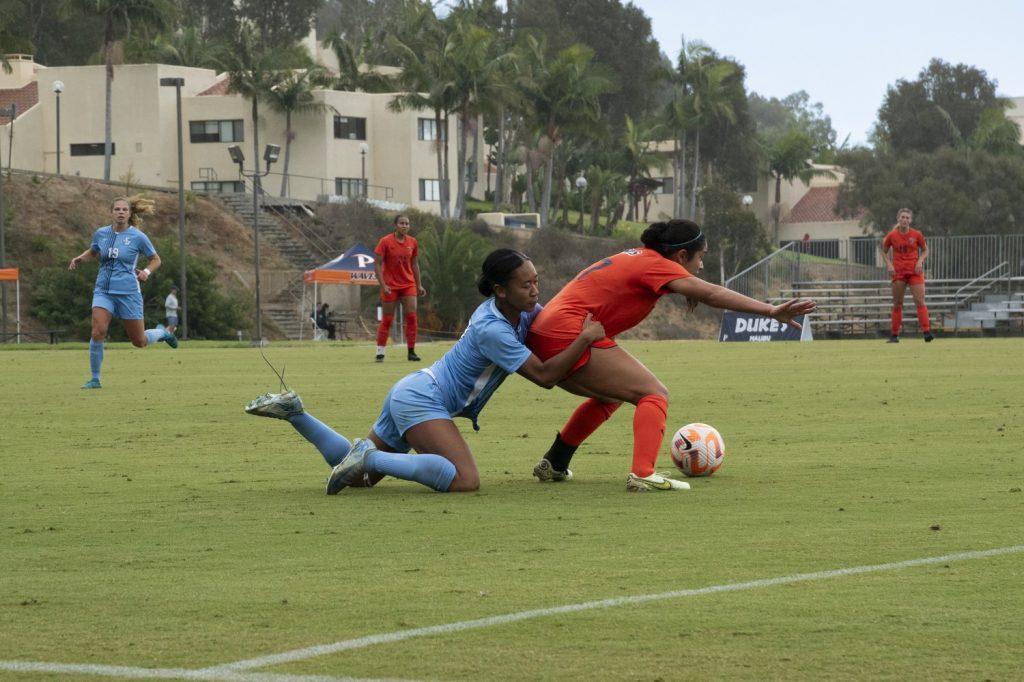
[0,661,408,682]
[4,545,1020,681]
[208,544,1024,672]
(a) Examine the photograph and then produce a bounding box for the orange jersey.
[883,228,926,273]
[374,233,418,289]
[530,248,693,340]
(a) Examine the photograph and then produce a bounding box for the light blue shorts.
[167,315,179,327]
[372,371,453,452]
[92,291,144,320]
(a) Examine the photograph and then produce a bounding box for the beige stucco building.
[1,54,471,213]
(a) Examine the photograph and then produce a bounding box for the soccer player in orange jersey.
[526,219,816,492]
[881,208,932,343]
[374,214,427,362]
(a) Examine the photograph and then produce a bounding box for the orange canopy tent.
[0,268,21,342]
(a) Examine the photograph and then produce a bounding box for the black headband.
[662,231,704,249]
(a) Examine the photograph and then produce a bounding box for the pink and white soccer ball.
[670,423,725,477]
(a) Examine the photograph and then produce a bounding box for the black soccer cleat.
[887,335,899,343]
[407,349,421,362]
[923,332,934,342]
[375,353,384,363]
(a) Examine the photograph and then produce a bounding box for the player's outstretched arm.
[667,277,816,329]
[517,313,605,389]
[68,249,96,270]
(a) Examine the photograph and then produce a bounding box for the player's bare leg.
[888,280,907,342]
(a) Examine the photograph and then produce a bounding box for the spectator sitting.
[316,303,337,340]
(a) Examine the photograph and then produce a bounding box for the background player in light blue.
[245,249,605,493]
[68,196,177,389]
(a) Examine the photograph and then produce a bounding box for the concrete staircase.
[217,193,323,339]
[947,293,1024,331]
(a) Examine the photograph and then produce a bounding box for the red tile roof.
[198,76,231,96]
[783,186,866,223]
[0,81,38,124]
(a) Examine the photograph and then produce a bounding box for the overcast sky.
[632,0,1024,145]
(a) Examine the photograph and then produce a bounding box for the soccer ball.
[670,423,725,477]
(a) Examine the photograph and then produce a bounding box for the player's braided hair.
[640,219,706,257]
[477,248,531,297]
[110,195,156,227]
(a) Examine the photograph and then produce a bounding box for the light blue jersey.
[90,226,157,294]
[428,298,541,427]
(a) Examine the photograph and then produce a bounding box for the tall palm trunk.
[455,111,468,219]
[441,114,451,218]
[102,17,114,181]
[673,136,687,219]
[432,109,446,217]
[772,174,782,246]
[524,152,537,213]
[493,105,506,209]
[540,151,554,228]
[466,116,479,201]
[279,109,293,197]
[690,128,701,219]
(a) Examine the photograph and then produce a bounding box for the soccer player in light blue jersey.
[68,196,178,389]
[246,249,605,493]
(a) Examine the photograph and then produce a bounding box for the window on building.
[190,181,244,194]
[419,179,441,201]
[417,117,445,141]
[189,120,244,143]
[70,143,115,156]
[334,116,367,140]
[656,177,674,194]
[335,177,367,198]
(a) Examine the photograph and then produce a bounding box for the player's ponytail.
[641,219,705,258]
[477,249,531,297]
[111,195,156,227]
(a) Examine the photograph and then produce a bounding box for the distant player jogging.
[526,219,816,492]
[68,196,178,389]
[246,249,605,494]
[374,214,426,362]
[881,208,933,343]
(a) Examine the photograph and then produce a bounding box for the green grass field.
[1,338,1023,681]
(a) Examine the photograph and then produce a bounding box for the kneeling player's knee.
[451,471,480,492]
[130,338,146,348]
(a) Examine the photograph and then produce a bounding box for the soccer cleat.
[407,349,421,362]
[163,331,178,349]
[532,458,573,482]
[326,438,374,495]
[81,378,102,389]
[625,472,690,492]
[923,332,934,342]
[375,353,384,363]
[887,335,899,343]
[244,391,304,420]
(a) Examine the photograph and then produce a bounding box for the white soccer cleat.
[625,472,691,492]
[326,438,375,495]
[532,458,574,482]
[245,391,304,420]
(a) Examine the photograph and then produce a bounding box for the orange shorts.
[892,272,925,285]
[526,331,617,376]
[381,285,417,303]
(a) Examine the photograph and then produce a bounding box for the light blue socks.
[144,328,166,345]
[89,339,104,380]
[287,413,352,467]
[366,450,457,492]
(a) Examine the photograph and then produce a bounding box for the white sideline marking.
[209,544,1024,672]
[4,545,1021,680]
[0,661,400,682]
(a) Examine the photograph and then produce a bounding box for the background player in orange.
[881,208,932,343]
[373,214,426,362]
[526,218,816,492]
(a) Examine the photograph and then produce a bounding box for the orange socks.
[632,394,668,477]
[405,311,418,349]
[376,315,394,347]
[916,305,930,333]
[560,399,621,447]
[891,306,903,336]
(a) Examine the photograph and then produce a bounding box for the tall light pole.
[359,141,368,197]
[0,103,15,341]
[52,81,64,175]
[160,77,188,339]
[575,174,587,233]
[229,143,280,345]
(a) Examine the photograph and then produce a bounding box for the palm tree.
[518,36,611,227]
[386,3,457,218]
[324,29,395,93]
[765,126,834,245]
[64,0,174,181]
[417,225,489,330]
[685,57,737,219]
[622,116,667,221]
[266,66,331,197]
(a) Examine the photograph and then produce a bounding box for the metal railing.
[952,261,1011,333]
[729,234,1024,299]
[260,170,394,203]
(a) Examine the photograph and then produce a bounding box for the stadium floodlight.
[263,144,280,166]
[160,76,189,339]
[228,145,245,168]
